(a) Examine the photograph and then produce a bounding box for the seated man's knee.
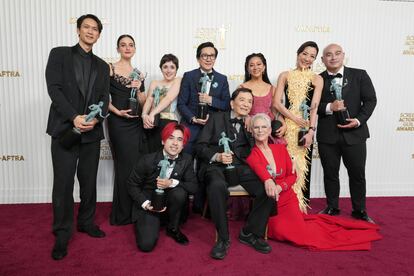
[137,238,157,252]
[168,187,187,205]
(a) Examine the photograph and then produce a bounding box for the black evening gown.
[108,70,145,225]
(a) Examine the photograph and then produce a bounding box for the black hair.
[76,14,103,33]
[296,41,319,56]
[159,54,179,70]
[244,53,271,84]
[196,42,218,59]
[231,87,253,101]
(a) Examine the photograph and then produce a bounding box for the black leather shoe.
[238,229,271,254]
[77,225,106,238]
[210,239,230,260]
[319,207,341,216]
[166,228,189,245]
[351,210,375,224]
[51,238,68,260]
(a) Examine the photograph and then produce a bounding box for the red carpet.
[0,197,413,275]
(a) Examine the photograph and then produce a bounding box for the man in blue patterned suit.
[177,42,230,213]
[177,41,230,154]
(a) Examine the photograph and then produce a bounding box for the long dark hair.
[296,41,319,56]
[243,53,271,84]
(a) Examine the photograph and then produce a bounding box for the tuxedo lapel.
[170,154,183,179]
[321,70,336,101]
[341,67,352,100]
[84,55,98,111]
[71,46,86,98]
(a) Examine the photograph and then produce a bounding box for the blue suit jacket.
[177,68,230,150]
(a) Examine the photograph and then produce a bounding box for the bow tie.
[202,72,214,78]
[327,73,343,79]
[230,117,244,125]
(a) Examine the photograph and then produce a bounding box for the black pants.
[51,138,101,240]
[318,135,367,211]
[204,164,275,241]
[134,187,187,252]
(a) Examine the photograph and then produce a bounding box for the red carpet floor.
[0,197,413,276]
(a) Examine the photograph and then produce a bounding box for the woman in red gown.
[246,113,382,250]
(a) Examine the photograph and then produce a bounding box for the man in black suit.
[127,123,197,252]
[45,14,109,260]
[196,88,275,260]
[317,43,377,223]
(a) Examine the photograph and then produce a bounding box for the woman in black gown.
[107,34,146,225]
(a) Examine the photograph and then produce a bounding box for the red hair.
[161,122,191,145]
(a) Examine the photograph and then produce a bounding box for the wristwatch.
[309,126,316,131]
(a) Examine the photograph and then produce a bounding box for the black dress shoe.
[319,207,341,216]
[51,238,68,261]
[166,228,189,245]
[351,210,375,224]
[238,229,271,254]
[210,239,230,260]
[77,225,106,238]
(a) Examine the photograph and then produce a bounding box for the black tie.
[327,73,342,79]
[230,117,243,124]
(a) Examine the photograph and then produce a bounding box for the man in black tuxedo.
[317,43,377,223]
[127,123,197,252]
[196,88,275,260]
[45,14,109,260]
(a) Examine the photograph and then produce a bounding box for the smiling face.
[321,44,345,73]
[161,61,177,81]
[296,46,317,70]
[197,46,216,72]
[162,129,184,157]
[117,36,135,59]
[248,56,265,78]
[230,91,253,117]
[77,18,100,48]
[252,117,271,143]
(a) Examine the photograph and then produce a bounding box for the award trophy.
[59,101,109,149]
[128,68,146,116]
[266,164,283,215]
[298,100,310,146]
[151,156,174,211]
[330,78,350,125]
[218,132,238,186]
[197,73,214,119]
[151,86,167,127]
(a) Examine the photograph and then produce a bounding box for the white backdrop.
[1,0,413,203]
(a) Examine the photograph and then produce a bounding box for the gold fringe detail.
[285,69,314,213]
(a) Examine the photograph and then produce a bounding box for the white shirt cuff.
[355,118,361,127]
[142,200,150,210]
[170,179,179,188]
[326,103,333,115]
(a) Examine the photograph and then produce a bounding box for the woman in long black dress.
[107,34,146,225]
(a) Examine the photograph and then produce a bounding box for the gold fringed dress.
[284,69,315,212]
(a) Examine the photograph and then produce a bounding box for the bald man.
[317,44,377,223]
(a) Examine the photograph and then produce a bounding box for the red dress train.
[246,144,382,251]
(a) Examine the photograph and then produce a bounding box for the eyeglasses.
[200,54,216,61]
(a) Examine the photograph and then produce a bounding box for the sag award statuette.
[218,132,238,186]
[266,164,283,215]
[59,101,109,149]
[330,77,350,125]
[298,100,310,146]
[197,72,214,119]
[151,156,174,211]
[151,87,167,127]
[128,68,146,116]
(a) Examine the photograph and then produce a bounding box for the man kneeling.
[128,122,197,252]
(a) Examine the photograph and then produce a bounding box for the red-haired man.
[127,122,197,252]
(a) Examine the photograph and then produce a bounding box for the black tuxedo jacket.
[45,45,110,142]
[127,150,197,218]
[317,67,377,145]
[195,112,255,177]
